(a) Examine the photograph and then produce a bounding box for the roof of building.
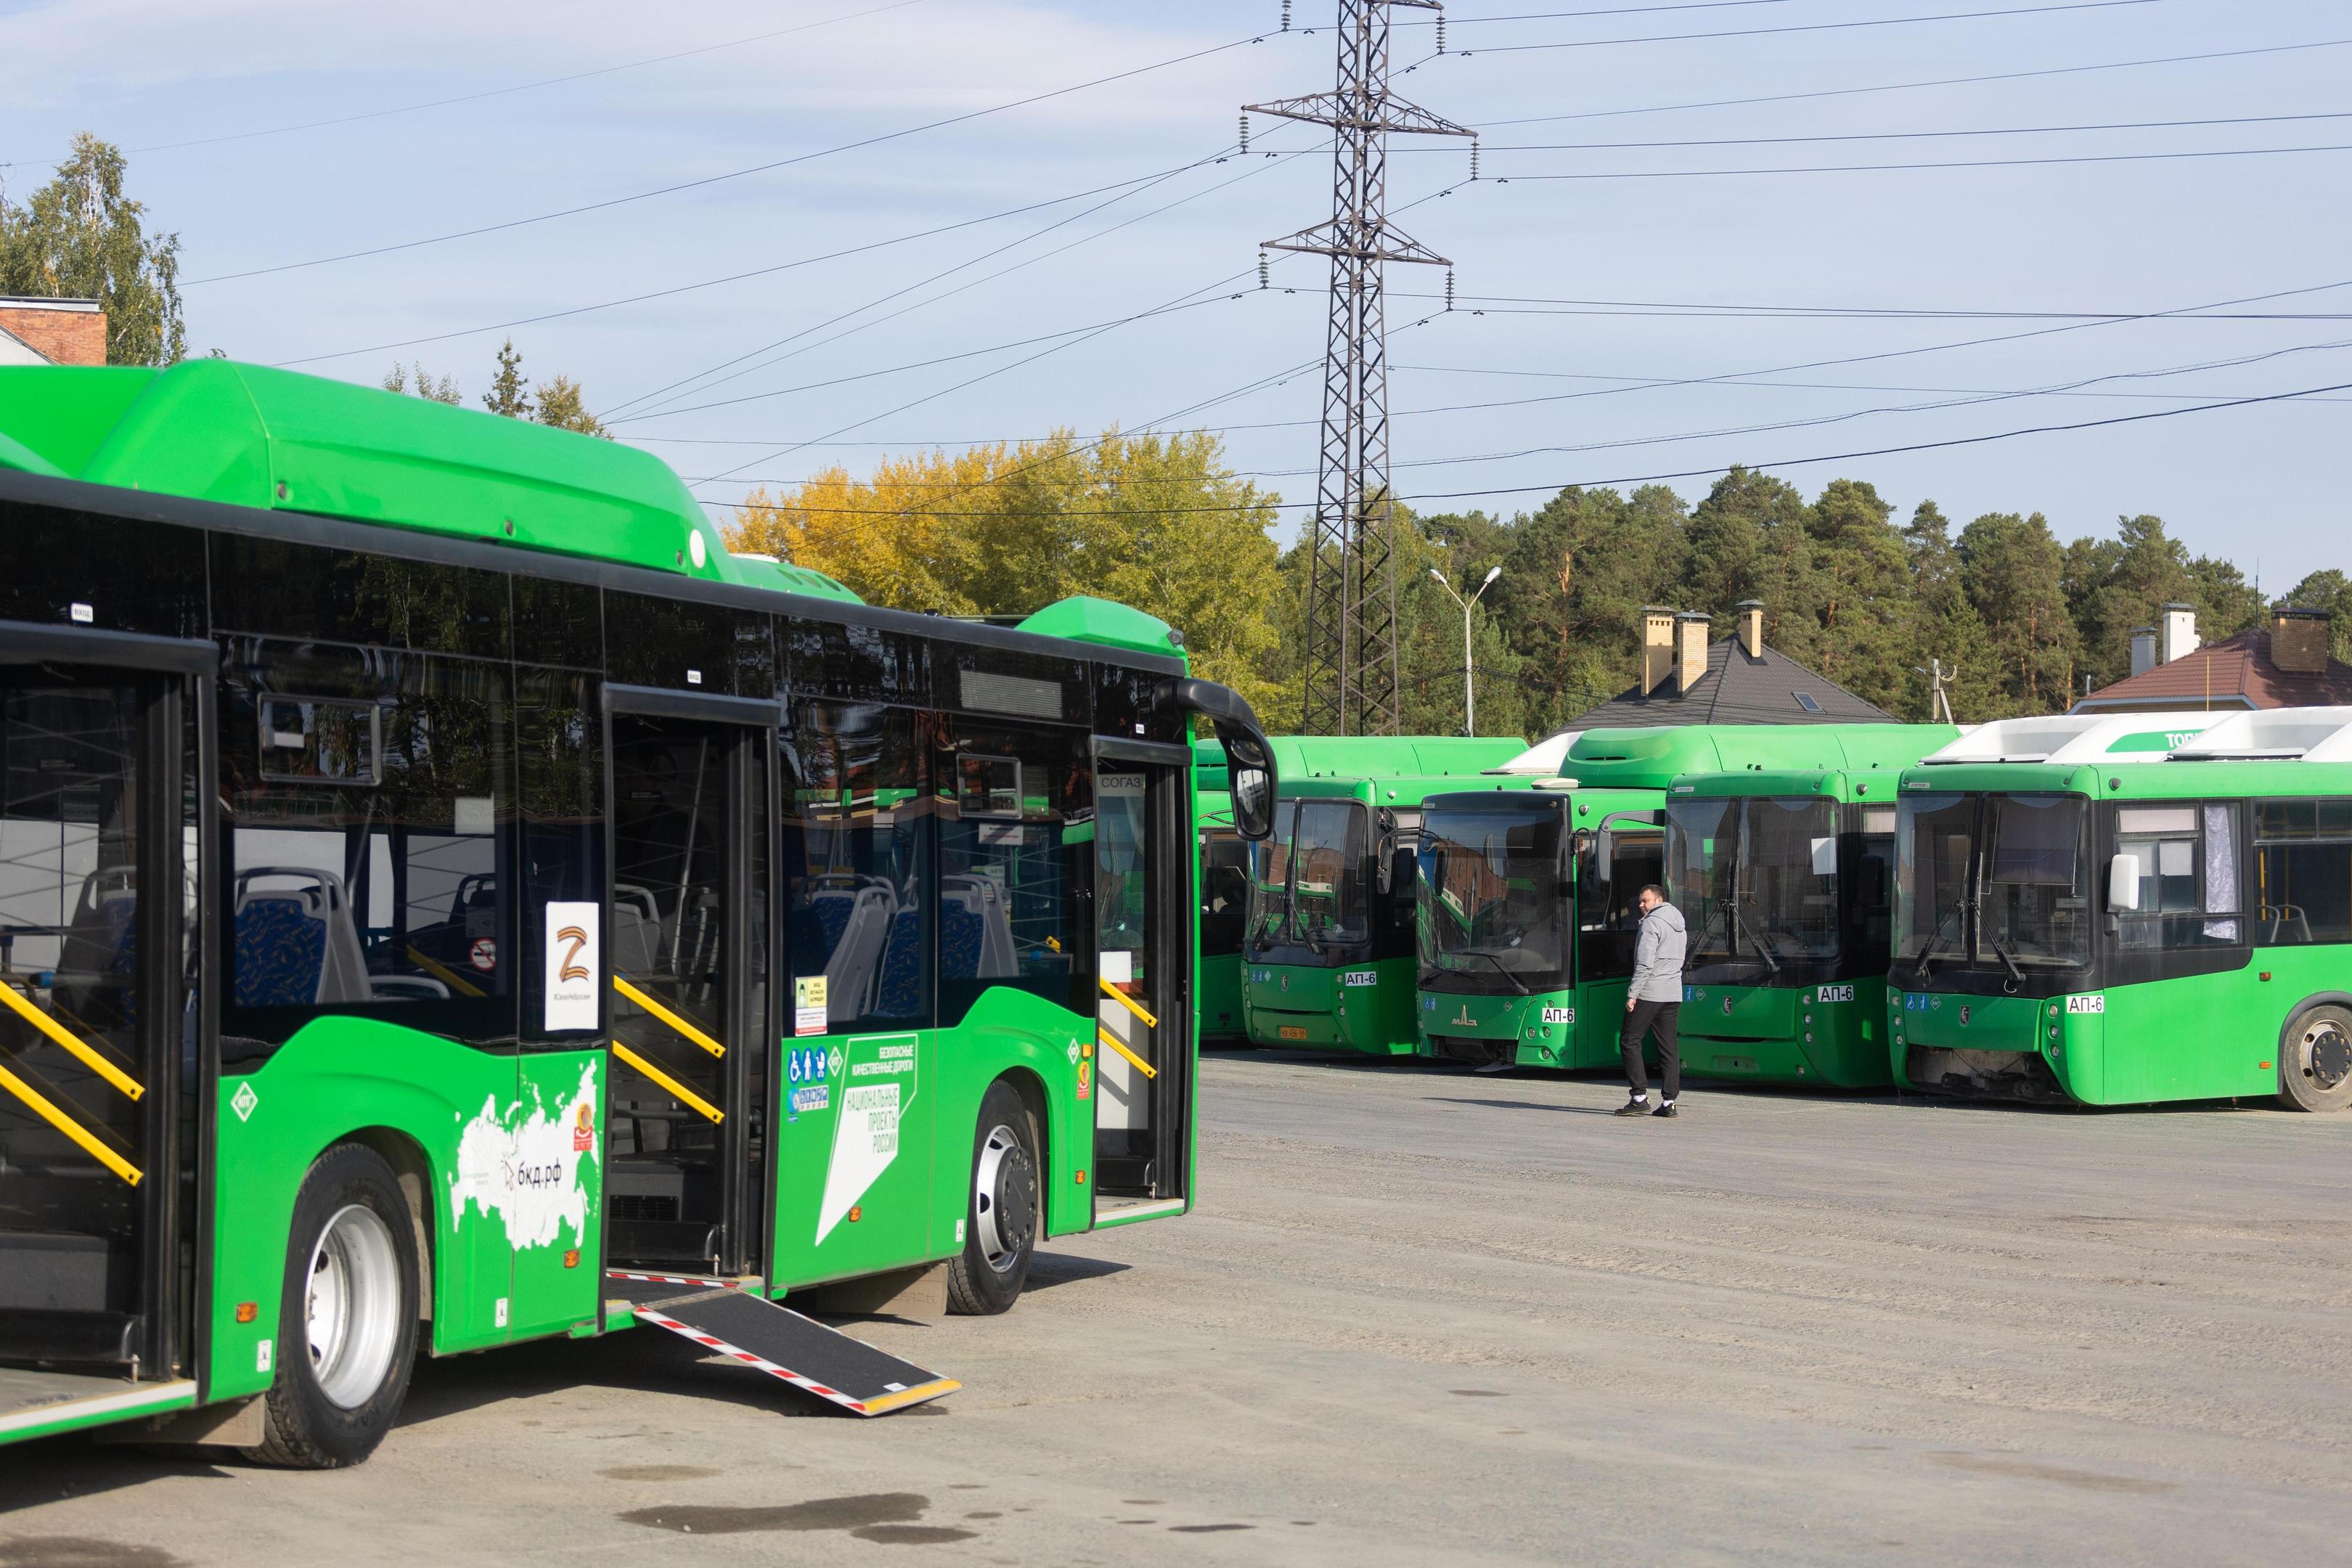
[1568,633,1898,729]
[0,324,46,367]
[2071,627,2352,712]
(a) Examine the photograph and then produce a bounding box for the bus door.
[0,625,207,1403]
[1090,746,1191,1206]
[603,690,775,1279]
[1576,810,1665,1060]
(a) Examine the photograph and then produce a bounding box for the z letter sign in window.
[544,902,600,1032]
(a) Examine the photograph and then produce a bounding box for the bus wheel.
[946,1082,1040,1315]
[2279,1005,2352,1114]
[246,1143,421,1467]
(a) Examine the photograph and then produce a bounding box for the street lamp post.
[1428,564,1501,737]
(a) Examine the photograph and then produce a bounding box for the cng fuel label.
[816,1034,918,1244]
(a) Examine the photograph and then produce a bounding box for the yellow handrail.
[1097,1029,1158,1081]
[406,945,486,998]
[613,975,726,1058]
[611,1041,724,1124]
[1097,976,1159,1030]
[0,1058,141,1185]
[0,984,142,1102]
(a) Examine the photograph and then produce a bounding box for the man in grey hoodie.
[1614,884,1686,1119]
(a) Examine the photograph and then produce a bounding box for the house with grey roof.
[1567,601,1898,730]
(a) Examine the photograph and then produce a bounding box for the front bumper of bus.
[1889,989,2096,1104]
[1681,981,1891,1088]
[1418,988,1581,1068]
[1242,961,1415,1054]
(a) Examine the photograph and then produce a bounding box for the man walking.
[1614,884,1685,1119]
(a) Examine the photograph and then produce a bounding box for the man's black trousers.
[1620,999,1681,1101]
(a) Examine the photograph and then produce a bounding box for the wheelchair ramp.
[1,1368,197,1445]
[605,1271,958,1416]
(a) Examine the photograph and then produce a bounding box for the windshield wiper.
[1988,936,2026,986]
[1454,947,1529,995]
[1727,901,1781,975]
[1910,902,1964,981]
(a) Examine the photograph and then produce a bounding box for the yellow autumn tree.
[730,429,1285,714]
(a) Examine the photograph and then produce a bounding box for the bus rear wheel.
[946,1082,1040,1315]
[2279,1005,2352,1113]
[246,1143,421,1468]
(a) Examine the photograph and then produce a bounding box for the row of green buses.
[1244,714,2352,1114]
[0,360,1274,1462]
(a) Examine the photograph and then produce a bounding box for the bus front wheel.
[247,1143,422,1467]
[946,1082,1040,1315]
[2279,1005,2352,1114]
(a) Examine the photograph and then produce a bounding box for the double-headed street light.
[1428,564,1501,738]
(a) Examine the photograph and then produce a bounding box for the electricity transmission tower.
[1248,0,1471,735]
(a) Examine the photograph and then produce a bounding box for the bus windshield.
[1895,791,2091,979]
[1247,799,1370,955]
[1669,796,1839,970]
[1417,799,1567,989]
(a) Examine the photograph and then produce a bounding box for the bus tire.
[245,1143,421,1468]
[2279,1004,2352,1114]
[946,1082,1040,1315]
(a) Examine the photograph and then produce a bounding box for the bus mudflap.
[603,1272,957,1417]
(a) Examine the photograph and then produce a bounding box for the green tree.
[0,134,184,364]
[483,338,531,418]
[2284,569,2352,661]
[1805,478,1912,712]
[532,374,608,438]
[1493,483,1689,732]
[1959,512,2076,716]
[381,362,460,404]
[1900,500,2003,722]
[1682,467,1820,665]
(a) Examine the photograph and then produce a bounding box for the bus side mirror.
[1230,764,1273,841]
[2107,853,2143,912]
[1596,829,1614,871]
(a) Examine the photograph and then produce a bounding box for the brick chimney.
[2160,603,2198,666]
[2271,605,2332,674]
[1676,612,1711,695]
[1640,606,1676,695]
[1736,599,1764,658]
[0,298,107,366]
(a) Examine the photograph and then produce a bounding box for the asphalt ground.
[4,1048,2348,1567]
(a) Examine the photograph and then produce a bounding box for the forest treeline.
[733,428,2352,741]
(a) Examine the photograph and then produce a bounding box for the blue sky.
[4,0,2348,589]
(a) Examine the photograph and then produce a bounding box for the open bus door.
[0,624,211,1443]
[601,687,775,1282]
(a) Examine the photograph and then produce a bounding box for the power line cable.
[1471,36,2352,128]
[1440,107,2352,152]
[1,0,930,171]
[1490,139,2352,181]
[184,27,1286,286]
[1456,0,2169,55]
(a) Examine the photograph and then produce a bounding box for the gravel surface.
[5,1048,2347,1566]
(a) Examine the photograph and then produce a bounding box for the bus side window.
[779,703,934,1033]
[934,719,1090,1028]
[2255,798,2352,945]
[220,642,518,1054]
[519,670,604,1046]
[2115,801,2243,951]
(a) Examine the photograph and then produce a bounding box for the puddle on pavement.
[0,1541,187,1568]
[619,1492,975,1543]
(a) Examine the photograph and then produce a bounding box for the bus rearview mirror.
[1230,766,1274,841]
[2107,852,2143,912]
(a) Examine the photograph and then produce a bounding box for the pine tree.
[483,338,531,420]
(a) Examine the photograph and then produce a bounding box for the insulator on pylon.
[1470,138,1480,180]
[1281,0,1291,30]
[1436,16,1446,54]
[1240,112,1250,153]
[1445,269,1455,311]
[1259,251,1270,290]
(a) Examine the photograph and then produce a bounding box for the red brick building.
[0,298,107,366]
[2073,604,2352,713]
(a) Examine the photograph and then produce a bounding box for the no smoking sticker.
[469,937,498,973]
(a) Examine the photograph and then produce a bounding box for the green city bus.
[1890,708,2352,1111]
[1243,738,1524,1055]
[1192,740,1247,1044]
[0,359,1275,1462]
[1661,725,1956,1088]
[1414,725,1929,1072]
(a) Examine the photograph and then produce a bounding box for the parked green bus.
[1661,726,1956,1087]
[1890,709,2352,1111]
[0,360,1274,1461]
[1415,725,1937,1072]
[1192,741,1248,1044]
[1243,738,1525,1055]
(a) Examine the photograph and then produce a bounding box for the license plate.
[1279,1025,1307,1040]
